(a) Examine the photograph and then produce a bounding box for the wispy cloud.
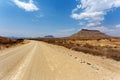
[12,0,39,12]
[116,24,120,28]
[53,28,76,37]
[71,0,120,27]
[58,28,76,33]
[36,14,44,18]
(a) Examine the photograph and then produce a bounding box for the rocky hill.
[0,36,12,44]
[69,29,110,39]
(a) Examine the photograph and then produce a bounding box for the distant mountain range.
[44,35,54,38]
[69,29,110,39]
[0,29,113,41]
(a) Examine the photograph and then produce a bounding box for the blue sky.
[0,0,120,37]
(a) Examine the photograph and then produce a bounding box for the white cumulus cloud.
[71,0,120,27]
[12,0,39,11]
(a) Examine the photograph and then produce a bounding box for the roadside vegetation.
[0,39,24,50]
[33,38,120,61]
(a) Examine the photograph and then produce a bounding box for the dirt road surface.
[0,40,120,80]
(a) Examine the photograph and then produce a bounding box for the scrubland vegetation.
[0,39,24,50]
[34,38,120,61]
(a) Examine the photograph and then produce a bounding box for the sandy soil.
[0,40,120,80]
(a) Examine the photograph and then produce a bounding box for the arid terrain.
[34,29,120,61]
[36,38,120,61]
[1,0,120,79]
[0,40,120,80]
[0,29,120,80]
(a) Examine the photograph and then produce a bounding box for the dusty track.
[0,40,120,80]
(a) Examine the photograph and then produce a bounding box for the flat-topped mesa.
[81,29,100,32]
[69,29,111,40]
